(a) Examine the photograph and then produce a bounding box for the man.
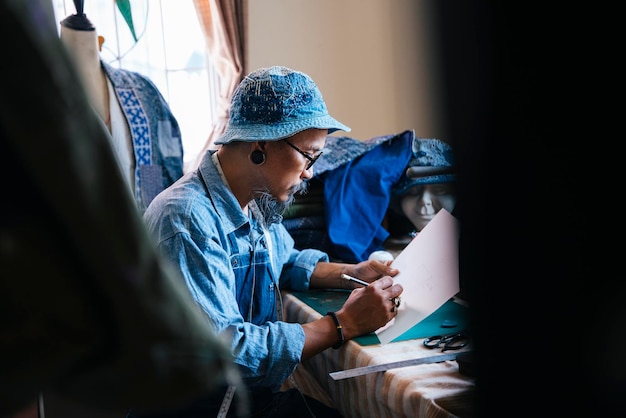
[141,66,404,416]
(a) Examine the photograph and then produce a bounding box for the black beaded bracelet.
[327,311,344,349]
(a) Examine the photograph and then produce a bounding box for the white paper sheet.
[375,209,461,344]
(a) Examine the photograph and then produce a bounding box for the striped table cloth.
[281,291,476,418]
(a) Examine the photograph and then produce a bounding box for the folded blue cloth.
[319,130,415,262]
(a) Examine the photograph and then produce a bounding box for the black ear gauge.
[250,150,265,165]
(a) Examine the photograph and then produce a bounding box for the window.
[52,0,217,169]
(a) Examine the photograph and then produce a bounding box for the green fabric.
[282,201,325,218]
[0,0,234,414]
[115,0,138,41]
[283,180,325,219]
[290,290,470,345]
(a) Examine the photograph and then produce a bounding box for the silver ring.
[391,296,401,312]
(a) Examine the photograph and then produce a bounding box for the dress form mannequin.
[59,4,109,128]
[59,0,135,192]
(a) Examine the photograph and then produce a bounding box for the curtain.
[191,0,248,170]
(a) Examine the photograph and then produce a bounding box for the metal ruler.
[329,352,468,381]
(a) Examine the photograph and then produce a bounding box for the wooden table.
[281,290,476,418]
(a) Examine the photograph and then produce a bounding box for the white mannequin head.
[399,182,456,232]
[391,138,455,233]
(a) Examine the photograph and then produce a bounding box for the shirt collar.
[198,150,249,234]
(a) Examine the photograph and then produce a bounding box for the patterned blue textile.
[312,132,397,176]
[216,66,350,144]
[392,137,455,194]
[102,63,184,213]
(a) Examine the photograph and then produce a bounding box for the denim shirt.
[143,150,329,391]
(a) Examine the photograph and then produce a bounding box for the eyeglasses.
[282,139,323,170]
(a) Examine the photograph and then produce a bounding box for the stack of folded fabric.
[282,177,334,255]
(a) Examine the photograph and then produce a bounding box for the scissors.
[423,330,470,352]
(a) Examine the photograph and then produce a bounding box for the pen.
[341,273,369,287]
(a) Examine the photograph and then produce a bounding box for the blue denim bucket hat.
[392,137,455,196]
[215,66,351,144]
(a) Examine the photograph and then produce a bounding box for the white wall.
[248,0,446,142]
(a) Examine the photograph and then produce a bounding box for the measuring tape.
[217,385,237,418]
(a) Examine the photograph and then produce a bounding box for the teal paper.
[289,290,470,345]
